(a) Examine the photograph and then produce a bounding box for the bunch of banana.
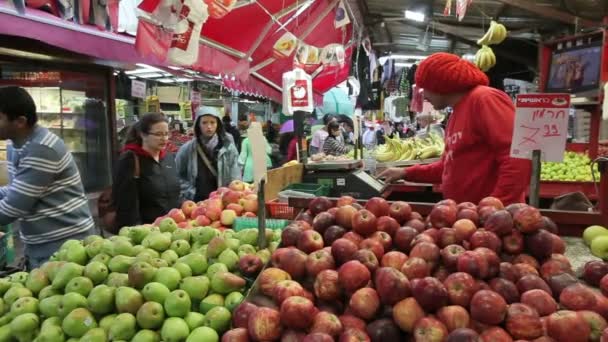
[373,133,444,163]
[477,20,508,46]
[475,45,496,72]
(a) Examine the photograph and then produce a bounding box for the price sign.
[510,93,571,162]
[131,80,147,99]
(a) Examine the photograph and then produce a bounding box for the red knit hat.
[415,53,489,94]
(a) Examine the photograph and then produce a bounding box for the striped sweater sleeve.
[0,145,59,225]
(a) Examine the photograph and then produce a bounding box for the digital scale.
[302,160,387,199]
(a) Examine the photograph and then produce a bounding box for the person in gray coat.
[175,107,241,202]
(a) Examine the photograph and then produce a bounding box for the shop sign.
[131,80,147,99]
[510,93,571,162]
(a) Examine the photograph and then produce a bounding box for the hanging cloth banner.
[167,0,209,66]
[334,0,351,28]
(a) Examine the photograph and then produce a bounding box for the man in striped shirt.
[0,86,94,268]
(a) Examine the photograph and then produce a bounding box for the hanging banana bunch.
[475,45,496,72]
[373,133,444,163]
[477,20,508,46]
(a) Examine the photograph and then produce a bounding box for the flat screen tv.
[546,41,602,95]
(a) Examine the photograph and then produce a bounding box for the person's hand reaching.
[377,167,406,183]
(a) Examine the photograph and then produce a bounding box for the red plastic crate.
[266,199,298,220]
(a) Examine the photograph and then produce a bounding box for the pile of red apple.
[154,180,259,230]
[222,196,608,342]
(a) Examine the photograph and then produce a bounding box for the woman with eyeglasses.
[176,107,241,202]
[112,113,180,228]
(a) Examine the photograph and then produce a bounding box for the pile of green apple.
[0,218,280,342]
[541,151,599,182]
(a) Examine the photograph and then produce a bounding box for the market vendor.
[379,53,532,205]
[0,87,94,268]
[175,106,241,202]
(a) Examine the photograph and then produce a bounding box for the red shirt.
[286,137,298,162]
[406,86,531,205]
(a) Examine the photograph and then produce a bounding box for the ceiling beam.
[492,0,601,28]
[493,3,507,20]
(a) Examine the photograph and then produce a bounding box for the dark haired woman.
[112,113,180,228]
[176,107,241,202]
[323,121,352,156]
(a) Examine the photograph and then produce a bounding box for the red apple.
[194,214,212,227]
[331,238,358,265]
[479,196,504,210]
[411,277,448,312]
[259,268,292,297]
[381,251,408,270]
[542,216,559,234]
[413,317,449,342]
[438,199,458,208]
[280,296,317,330]
[453,218,477,241]
[405,219,426,233]
[521,289,558,316]
[517,275,552,295]
[241,197,259,214]
[339,329,371,342]
[281,330,306,342]
[469,230,502,253]
[433,265,451,282]
[352,210,378,237]
[514,206,544,234]
[489,278,520,304]
[248,307,282,341]
[370,231,392,253]
[525,230,554,261]
[547,273,579,299]
[410,241,440,265]
[298,230,324,254]
[579,310,608,342]
[480,327,513,342]
[430,204,458,228]
[474,247,500,278]
[499,262,520,283]
[226,203,244,216]
[232,301,258,329]
[339,315,366,333]
[181,200,197,217]
[303,333,333,342]
[168,208,187,223]
[323,225,347,246]
[358,238,383,261]
[336,196,356,207]
[205,208,222,222]
[437,228,457,248]
[281,227,304,247]
[551,234,566,254]
[366,319,403,341]
[601,274,608,296]
[540,259,573,281]
[457,251,489,279]
[335,205,357,229]
[457,210,480,227]
[583,261,608,287]
[560,283,597,311]
[546,310,590,342]
[309,197,334,215]
[312,212,335,235]
[505,203,527,216]
[470,290,507,325]
[505,303,543,341]
[443,272,477,307]
[342,232,364,247]
[393,227,418,253]
[349,287,380,321]
[374,267,411,305]
[457,202,477,211]
[388,201,412,225]
[338,261,371,293]
[446,328,481,342]
[484,210,514,236]
[364,197,390,218]
[273,280,306,305]
[314,270,342,302]
[222,190,243,207]
[239,254,264,276]
[277,248,308,279]
[437,305,471,332]
[392,297,425,333]
[401,257,431,280]
[502,230,525,255]
[441,244,466,271]
[514,263,540,280]
[352,249,379,273]
[310,311,343,337]
[306,249,336,277]
[413,232,436,246]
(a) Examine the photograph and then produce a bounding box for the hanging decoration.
[294,42,321,73]
[456,0,472,21]
[203,0,237,19]
[283,68,314,115]
[443,0,452,16]
[320,43,346,67]
[334,0,350,28]
[273,31,298,59]
[167,0,209,65]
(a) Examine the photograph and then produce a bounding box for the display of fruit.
[0,180,280,341]
[474,45,496,72]
[224,195,608,342]
[541,151,600,182]
[477,20,508,46]
[309,153,354,163]
[373,133,444,163]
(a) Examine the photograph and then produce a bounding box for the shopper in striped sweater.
[323,121,352,156]
[0,86,94,269]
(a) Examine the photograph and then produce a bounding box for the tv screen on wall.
[546,42,602,95]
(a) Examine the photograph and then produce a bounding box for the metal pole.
[529,149,542,207]
[257,177,267,249]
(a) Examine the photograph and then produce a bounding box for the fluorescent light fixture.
[388,54,427,60]
[136,73,164,78]
[168,66,184,70]
[395,63,414,68]
[128,76,136,79]
[125,68,156,75]
[405,10,425,22]
[156,78,175,83]
[135,63,165,72]
[175,78,194,82]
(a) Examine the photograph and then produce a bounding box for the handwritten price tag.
[510,93,571,162]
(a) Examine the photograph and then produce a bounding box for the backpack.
[98,152,140,235]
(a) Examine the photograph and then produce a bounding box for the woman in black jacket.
[113,113,180,229]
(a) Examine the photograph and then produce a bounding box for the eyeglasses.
[148,132,170,138]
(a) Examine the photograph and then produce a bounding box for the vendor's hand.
[377,167,406,183]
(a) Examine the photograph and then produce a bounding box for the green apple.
[199,294,224,314]
[584,225,608,246]
[224,291,244,312]
[268,241,279,253]
[83,235,103,246]
[138,248,160,260]
[111,238,135,257]
[25,268,49,295]
[65,276,94,297]
[223,229,236,239]
[132,245,145,256]
[10,313,39,339]
[226,238,240,252]
[131,329,161,342]
[256,249,271,264]
[170,240,191,257]
[187,326,219,342]
[236,229,258,246]
[108,255,135,274]
[173,263,193,278]
[171,229,191,242]
[218,249,239,271]
[159,218,178,233]
[87,285,115,315]
[202,306,231,333]
[62,308,97,338]
[149,258,169,268]
[10,296,39,317]
[58,292,88,318]
[143,232,172,252]
[161,317,190,342]
[591,235,608,259]
[79,327,107,342]
[39,295,63,318]
[105,272,129,288]
[90,253,111,266]
[206,263,228,280]
[84,261,109,285]
[180,276,209,301]
[161,250,179,266]
[178,253,208,276]
[9,272,28,285]
[142,282,171,304]
[62,242,88,265]
[115,286,143,314]
[98,314,117,333]
[191,227,219,244]
[237,244,256,258]
[164,290,191,318]
[154,267,182,291]
[85,240,104,259]
[41,316,62,329]
[184,312,205,330]
[136,301,165,330]
[129,226,152,245]
[38,286,59,300]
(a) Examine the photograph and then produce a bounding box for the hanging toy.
[167,0,209,66]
